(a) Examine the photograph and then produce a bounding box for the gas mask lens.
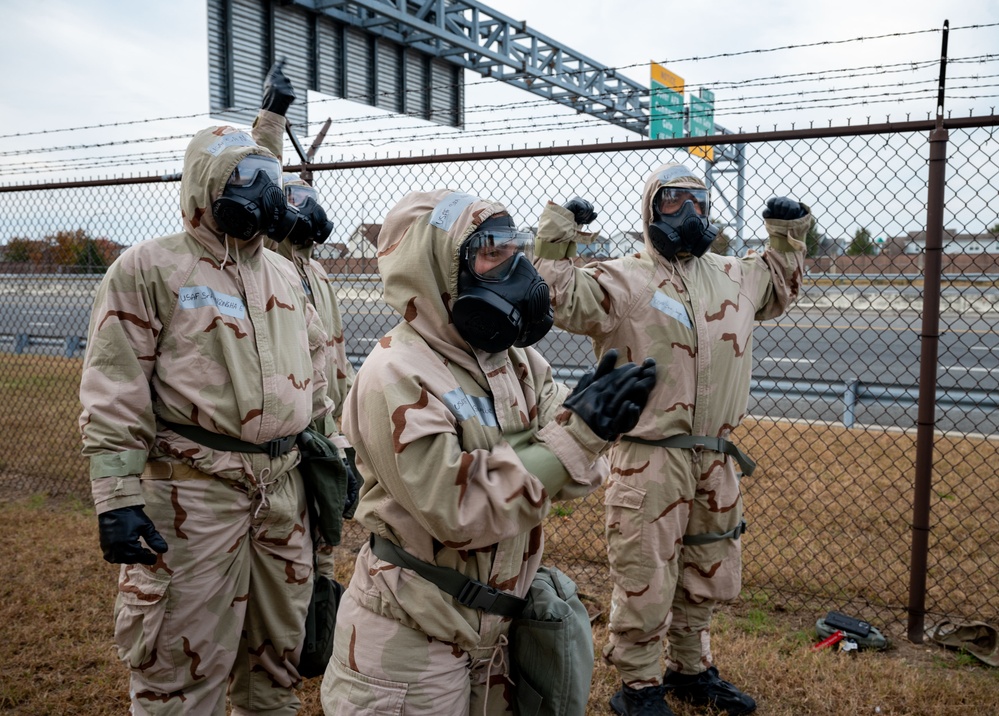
[285,183,317,208]
[226,154,283,188]
[657,187,709,217]
[464,229,535,280]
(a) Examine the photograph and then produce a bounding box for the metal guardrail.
[8,341,999,427]
[0,333,85,358]
[751,378,999,428]
[6,342,997,429]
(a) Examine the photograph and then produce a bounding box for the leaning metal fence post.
[907,20,949,644]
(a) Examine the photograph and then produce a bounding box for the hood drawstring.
[252,465,278,520]
[664,256,677,286]
[220,235,232,271]
[481,633,509,716]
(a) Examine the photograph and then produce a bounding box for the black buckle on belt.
[456,579,502,612]
[266,434,297,458]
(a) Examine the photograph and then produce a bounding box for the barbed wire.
[0,58,977,160]
[5,74,990,168]
[8,91,993,177]
[2,20,995,142]
[1,22,997,176]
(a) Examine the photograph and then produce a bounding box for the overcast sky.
[1,0,996,184]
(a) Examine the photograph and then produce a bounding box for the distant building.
[313,241,349,260]
[347,223,382,258]
[814,236,845,258]
[578,237,613,259]
[606,230,644,257]
[883,229,999,256]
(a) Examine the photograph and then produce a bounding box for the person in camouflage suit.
[269,174,358,579]
[319,189,656,715]
[250,61,360,580]
[532,163,812,716]
[78,80,335,714]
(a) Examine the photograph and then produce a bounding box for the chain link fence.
[1,116,997,635]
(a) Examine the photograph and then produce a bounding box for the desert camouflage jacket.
[533,163,811,444]
[342,189,609,651]
[268,241,353,437]
[253,113,355,439]
[79,112,332,513]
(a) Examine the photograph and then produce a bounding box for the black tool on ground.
[823,610,871,637]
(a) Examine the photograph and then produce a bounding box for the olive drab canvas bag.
[509,566,594,716]
[370,535,593,716]
[298,569,344,679]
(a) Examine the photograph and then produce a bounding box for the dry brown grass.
[3,354,999,625]
[0,354,87,494]
[2,497,998,716]
[3,352,999,713]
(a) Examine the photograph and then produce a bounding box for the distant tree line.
[1,230,123,272]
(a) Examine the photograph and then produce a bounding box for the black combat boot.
[609,682,675,716]
[662,666,756,715]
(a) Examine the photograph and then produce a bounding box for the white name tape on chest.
[650,291,692,328]
[442,387,499,428]
[429,192,477,232]
[179,286,246,320]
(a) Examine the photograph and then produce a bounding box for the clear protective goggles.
[463,227,535,281]
[285,182,318,208]
[656,186,710,216]
[226,154,283,188]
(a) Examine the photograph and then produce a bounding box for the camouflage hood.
[377,189,511,373]
[180,126,278,260]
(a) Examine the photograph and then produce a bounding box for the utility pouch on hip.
[510,566,594,716]
[298,569,344,679]
[296,428,351,679]
[296,427,349,547]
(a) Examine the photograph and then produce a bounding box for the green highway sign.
[650,62,685,140]
[688,88,715,162]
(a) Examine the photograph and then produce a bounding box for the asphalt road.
[2,276,996,435]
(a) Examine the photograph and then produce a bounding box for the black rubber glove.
[342,447,363,520]
[761,196,807,220]
[563,349,657,441]
[98,505,168,566]
[262,58,296,116]
[563,197,599,225]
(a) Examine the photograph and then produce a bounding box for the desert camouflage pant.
[113,461,313,715]
[321,589,514,715]
[602,444,744,687]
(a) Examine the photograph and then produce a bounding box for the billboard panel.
[207,0,463,136]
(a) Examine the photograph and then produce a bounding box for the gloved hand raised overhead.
[563,350,657,441]
[761,196,807,220]
[262,58,296,116]
[563,197,599,225]
[98,505,168,565]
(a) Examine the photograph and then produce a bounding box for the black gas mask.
[451,215,554,353]
[212,154,298,241]
[284,182,334,246]
[648,185,719,259]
